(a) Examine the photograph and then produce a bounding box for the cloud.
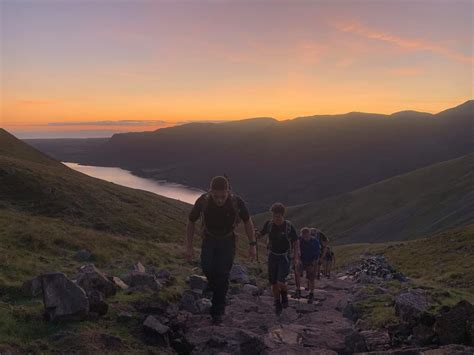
[47,120,169,126]
[333,21,473,64]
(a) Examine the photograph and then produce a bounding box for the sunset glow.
[1,0,472,138]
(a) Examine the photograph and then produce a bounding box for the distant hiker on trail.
[314,229,329,280]
[294,227,321,303]
[323,245,335,278]
[185,176,257,325]
[257,203,300,315]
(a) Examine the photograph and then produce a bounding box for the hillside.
[253,153,473,244]
[26,101,474,212]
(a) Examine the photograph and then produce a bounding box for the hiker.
[295,227,321,303]
[257,202,300,315]
[315,229,329,280]
[323,246,335,278]
[186,176,257,324]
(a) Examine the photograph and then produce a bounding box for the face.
[272,213,285,225]
[211,189,229,206]
[302,231,310,240]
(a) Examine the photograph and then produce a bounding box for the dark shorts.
[297,260,317,280]
[268,252,291,285]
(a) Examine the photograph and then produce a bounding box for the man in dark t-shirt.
[186,176,256,324]
[258,202,300,315]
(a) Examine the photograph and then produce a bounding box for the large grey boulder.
[40,272,89,321]
[75,264,117,298]
[179,289,202,314]
[395,289,429,324]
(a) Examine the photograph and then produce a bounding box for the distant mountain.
[26,101,473,212]
[253,153,474,244]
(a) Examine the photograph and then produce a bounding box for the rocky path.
[180,275,359,354]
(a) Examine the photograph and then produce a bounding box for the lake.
[64,162,204,204]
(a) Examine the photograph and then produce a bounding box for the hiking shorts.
[297,260,317,280]
[268,252,291,285]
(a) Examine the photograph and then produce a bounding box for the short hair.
[210,176,229,191]
[270,202,286,215]
[301,227,310,235]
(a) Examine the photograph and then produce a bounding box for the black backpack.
[266,220,294,255]
[200,192,241,236]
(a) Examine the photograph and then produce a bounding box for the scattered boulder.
[110,276,129,290]
[434,300,474,345]
[74,249,92,262]
[117,311,134,322]
[346,255,407,284]
[195,298,212,314]
[395,289,429,324]
[122,271,162,292]
[40,272,89,321]
[242,284,260,296]
[344,331,368,353]
[230,264,250,284]
[143,315,170,346]
[134,262,146,273]
[188,274,208,291]
[179,290,202,314]
[87,290,108,316]
[75,264,117,298]
[22,277,42,297]
[360,329,391,351]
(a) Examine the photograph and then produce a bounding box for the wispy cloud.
[333,21,473,64]
[48,120,169,126]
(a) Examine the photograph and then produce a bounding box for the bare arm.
[244,218,256,242]
[292,240,300,263]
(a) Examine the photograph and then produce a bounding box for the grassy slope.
[0,129,258,352]
[332,224,474,329]
[254,153,473,244]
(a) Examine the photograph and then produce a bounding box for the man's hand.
[185,246,195,262]
[248,244,257,261]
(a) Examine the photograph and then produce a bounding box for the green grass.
[254,154,473,244]
[333,224,474,329]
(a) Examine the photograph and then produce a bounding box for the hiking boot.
[281,291,289,308]
[274,300,283,315]
[307,293,314,304]
[211,314,223,325]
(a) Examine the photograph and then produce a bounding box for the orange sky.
[1,1,472,138]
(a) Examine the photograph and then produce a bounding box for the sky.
[1,0,473,138]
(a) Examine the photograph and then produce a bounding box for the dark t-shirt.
[188,193,250,236]
[260,220,298,254]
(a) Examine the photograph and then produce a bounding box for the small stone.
[110,276,129,290]
[242,284,260,296]
[188,274,208,291]
[196,298,212,314]
[134,262,146,273]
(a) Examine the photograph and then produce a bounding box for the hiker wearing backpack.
[186,176,257,325]
[295,227,321,303]
[323,246,335,278]
[257,203,300,315]
[316,230,329,280]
